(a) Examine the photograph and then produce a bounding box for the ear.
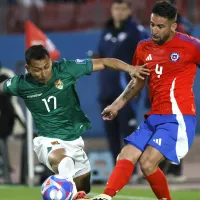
[25,64,30,73]
[171,23,177,32]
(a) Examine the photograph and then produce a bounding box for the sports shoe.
[88,194,112,200]
[73,191,87,199]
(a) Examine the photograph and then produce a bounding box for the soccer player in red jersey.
[90,1,199,200]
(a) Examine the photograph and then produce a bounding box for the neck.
[114,21,121,28]
[165,32,176,43]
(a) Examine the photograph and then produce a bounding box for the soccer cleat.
[73,191,87,199]
[88,194,112,200]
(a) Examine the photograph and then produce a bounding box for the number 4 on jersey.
[155,64,163,78]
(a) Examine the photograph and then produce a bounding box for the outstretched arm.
[92,58,149,80]
[102,78,146,120]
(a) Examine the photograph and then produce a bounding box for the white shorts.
[33,136,91,178]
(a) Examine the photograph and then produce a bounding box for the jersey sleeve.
[132,43,144,66]
[192,37,200,64]
[3,76,20,96]
[63,59,93,79]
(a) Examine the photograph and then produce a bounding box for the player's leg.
[139,114,196,200]
[33,137,88,199]
[139,146,171,200]
[48,148,81,198]
[89,119,154,200]
[74,172,91,193]
[48,144,90,199]
[68,136,91,194]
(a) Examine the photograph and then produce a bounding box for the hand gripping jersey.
[3,59,93,141]
[133,32,200,116]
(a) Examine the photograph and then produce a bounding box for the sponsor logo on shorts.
[51,141,60,145]
[153,138,162,146]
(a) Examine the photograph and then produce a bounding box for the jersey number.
[155,64,163,78]
[42,96,57,112]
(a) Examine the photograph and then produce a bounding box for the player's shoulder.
[52,59,67,72]
[52,58,66,67]
[176,32,200,46]
[52,58,86,73]
[4,74,27,91]
[10,74,26,83]
[137,38,153,50]
[138,38,153,45]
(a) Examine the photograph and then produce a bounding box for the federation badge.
[55,79,64,90]
[170,52,180,62]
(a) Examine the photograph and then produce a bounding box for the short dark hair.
[112,0,132,7]
[25,45,50,65]
[152,0,177,21]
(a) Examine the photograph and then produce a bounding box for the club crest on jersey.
[170,52,180,62]
[55,79,63,90]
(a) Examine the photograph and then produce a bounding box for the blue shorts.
[124,114,196,164]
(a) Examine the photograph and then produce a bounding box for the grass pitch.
[0,185,200,200]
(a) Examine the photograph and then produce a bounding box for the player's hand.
[129,64,150,80]
[101,105,119,120]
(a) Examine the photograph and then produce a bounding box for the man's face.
[111,2,131,23]
[150,13,176,45]
[26,56,52,84]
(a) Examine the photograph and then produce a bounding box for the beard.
[153,32,171,45]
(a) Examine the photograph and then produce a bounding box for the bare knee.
[117,144,142,164]
[48,148,66,173]
[139,158,158,176]
[139,146,164,176]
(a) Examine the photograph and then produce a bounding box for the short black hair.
[112,0,132,7]
[25,45,50,65]
[152,0,177,21]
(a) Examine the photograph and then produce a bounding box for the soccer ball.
[41,175,73,200]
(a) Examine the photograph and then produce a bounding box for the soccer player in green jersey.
[0,45,149,199]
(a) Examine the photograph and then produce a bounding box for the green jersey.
[3,59,93,141]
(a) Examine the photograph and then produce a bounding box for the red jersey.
[133,32,200,116]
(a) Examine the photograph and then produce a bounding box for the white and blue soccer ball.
[41,175,73,200]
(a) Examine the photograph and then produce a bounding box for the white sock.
[58,156,77,195]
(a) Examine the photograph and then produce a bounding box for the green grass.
[0,185,200,200]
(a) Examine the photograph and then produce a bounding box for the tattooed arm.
[102,78,146,120]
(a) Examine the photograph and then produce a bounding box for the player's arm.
[102,78,146,120]
[101,43,146,120]
[92,58,149,80]
[1,76,20,96]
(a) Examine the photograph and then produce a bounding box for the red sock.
[103,160,134,197]
[145,168,172,200]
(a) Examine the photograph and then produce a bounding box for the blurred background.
[0,0,200,199]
